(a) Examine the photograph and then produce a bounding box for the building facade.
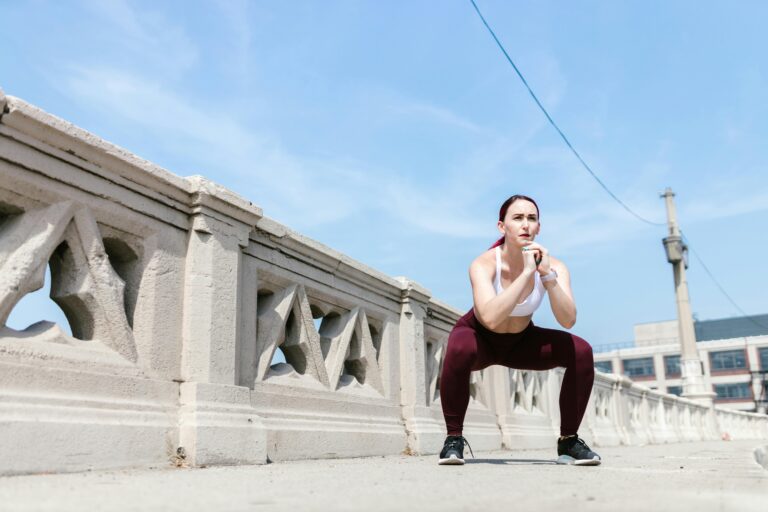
[594,315,768,413]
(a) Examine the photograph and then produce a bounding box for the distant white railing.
[0,87,766,476]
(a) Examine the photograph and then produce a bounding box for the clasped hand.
[521,242,551,275]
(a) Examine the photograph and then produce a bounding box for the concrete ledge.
[178,382,268,466]
[251,381,405,461]
[0,362,178,477]
[1,95,191,204]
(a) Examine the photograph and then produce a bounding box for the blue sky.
[2,0,767,350]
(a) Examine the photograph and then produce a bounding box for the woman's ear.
[497,220,505,235]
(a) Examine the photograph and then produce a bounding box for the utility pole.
[660,188,715,406]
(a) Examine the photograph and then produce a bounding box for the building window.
[623,357,655,378]
[709,350,747,371]
[664,355,681,377]
[594,361,613,374]
[667,385,682,396]
[759,347,768,370]
[713,382,752,400]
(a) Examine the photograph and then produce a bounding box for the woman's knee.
[572,335,594,370]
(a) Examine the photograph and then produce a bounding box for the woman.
[438,194,600,466]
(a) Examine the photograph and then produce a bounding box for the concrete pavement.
[0,440,766,512]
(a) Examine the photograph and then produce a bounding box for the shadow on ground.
[465,458,557,465]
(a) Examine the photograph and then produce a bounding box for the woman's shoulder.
[549,254,569,273]
[469,248,496,276]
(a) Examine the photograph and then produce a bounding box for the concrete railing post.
[587,374,622,446]
[178,177,267,466]
[614,376,634,445]
[397,278,445,454]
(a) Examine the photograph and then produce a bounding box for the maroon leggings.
[440,308,594,437]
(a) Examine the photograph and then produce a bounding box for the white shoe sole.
[556,455,601,466]
[438,454,465,465]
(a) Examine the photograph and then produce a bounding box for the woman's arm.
[543,257,577,329]
[470,251,539,331]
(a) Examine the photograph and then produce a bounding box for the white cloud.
[210,0,255,83]
[385,100,485,134]
[80,0,199,77]
[60,66,506,234]
[681,177,768,223]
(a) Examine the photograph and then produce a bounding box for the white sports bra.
[493,246,545,317]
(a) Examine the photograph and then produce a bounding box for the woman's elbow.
[559,310,577,329]
[474,308,500,331]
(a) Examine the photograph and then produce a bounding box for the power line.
[468,0,665,227]
[681,231,768,331]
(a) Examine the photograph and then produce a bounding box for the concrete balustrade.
[1,88,766,476]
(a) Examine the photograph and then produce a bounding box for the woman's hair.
[490,194,540,249]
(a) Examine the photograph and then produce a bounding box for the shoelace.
[561,435,586,447]
[449,436,475,459]
[575,437,600,459]
[570,437,594,455]
[560,436,588,450]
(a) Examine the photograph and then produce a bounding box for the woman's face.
[497,200,540,245]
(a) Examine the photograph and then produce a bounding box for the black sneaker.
[438,435,474,465]
[556,435,601,466]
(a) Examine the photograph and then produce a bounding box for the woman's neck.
[499,243,525,273]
